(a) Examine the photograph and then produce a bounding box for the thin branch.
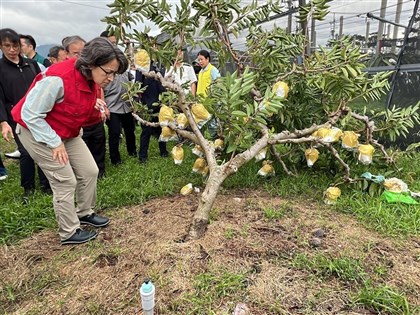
[325,143,353,182]
[270,145,296,176]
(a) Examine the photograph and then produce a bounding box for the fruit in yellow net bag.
[192,103,212,127]
[214,139,224,150]
[312,127,342,143]
[383,178,408,193]
[358,144,374,165]
[272,81,289,99]
[176,113,189,129]
[134,49,150,72]
[255,147,267,162]
[323,186,341,205]
[341,131,359,151]
[192,157,207,173]
[257,160,275,177]
[201,165,209,177]
[171,144,184,165]
[159,105,174,126]
[305,148,319,167]
[180,183,193,196]
[192,144,204,157]
[159,126,177,142]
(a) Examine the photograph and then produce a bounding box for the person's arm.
[187,66,197,97]
[0,84,14,142]
[21,76,64,149]
[210,66,221,81]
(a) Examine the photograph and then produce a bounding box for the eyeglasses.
[98,65,118,78]
[1,43,20,51]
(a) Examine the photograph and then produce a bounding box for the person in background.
[0,28,51,199]
[101,30,137,165]
[12,37,128,245]
[136,58,168,163]
[166,49,197,97]
[196,49,221,138]
[48,45,67,64]
[19,34,51,68]
[63,35,106,178]
[62,35,85,59]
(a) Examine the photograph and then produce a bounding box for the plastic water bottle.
[140,278,155,315]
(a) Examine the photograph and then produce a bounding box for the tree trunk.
[187,167,226,240]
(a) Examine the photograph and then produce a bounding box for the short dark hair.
[48,45,65,58]
[19,34,37,50]
[75,37,128,79]
[0,28,20,45]
[197,49,211,61]
[100,30,109,38]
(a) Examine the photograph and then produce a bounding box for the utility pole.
[376,0,387,54]
[311,18,316,51]
[392,0,403,52]
[365,21,370,49]
[339,16,343,39]
[287,0,293,34]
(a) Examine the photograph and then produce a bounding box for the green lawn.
[1,130,420,244]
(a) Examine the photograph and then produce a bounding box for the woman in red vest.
[12,37,128,245]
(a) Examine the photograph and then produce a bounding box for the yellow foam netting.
[272,81,289,99]
[176,113,189,129]
[257,160,275,177]
[158,105,174,126]
[305,148,319,167]
[383,178,409,193]
[358,144,375,165]
[192,157,207,173]
[180,183,193,195]
[192,103,212,128]
[171,144,184,165]
[323,186,341,205]
[159,126,177,142]
[134,49,150,72]
[341,131,360,150]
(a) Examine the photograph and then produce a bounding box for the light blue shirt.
[21,76,65,148]
[201,64,221,81]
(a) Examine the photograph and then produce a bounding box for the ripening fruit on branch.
[358,144,375,165]
[272,81,289,99]
[323,186,341,204]
[305,148,319,167]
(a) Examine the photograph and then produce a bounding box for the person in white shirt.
[166,49,197,97]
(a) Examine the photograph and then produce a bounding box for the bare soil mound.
[1,189,419,314]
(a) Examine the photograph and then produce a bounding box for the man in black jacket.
[0,28,51,199]
[136,61,168,163]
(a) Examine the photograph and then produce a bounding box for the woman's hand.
[95,98,110,121]
[52,143,68,165]
[1,121,14,142]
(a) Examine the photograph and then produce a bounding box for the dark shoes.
[40,186,53,195]
[22,188,35,204]
[160,151,169,157]
[139,157,147,163]
[79,213,110,227]
[61,228,97,245]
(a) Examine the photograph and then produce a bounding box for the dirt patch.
[1,189,419,314]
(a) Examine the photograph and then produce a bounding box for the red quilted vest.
[12,58,101,140]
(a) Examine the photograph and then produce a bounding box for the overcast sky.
[0,0,416,48]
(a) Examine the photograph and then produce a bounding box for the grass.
[292,253,367,283]
[1,128,420,244]
[352,283,417,315]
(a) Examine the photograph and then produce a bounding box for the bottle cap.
[141,279,153,293]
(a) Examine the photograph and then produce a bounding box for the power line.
[57,0,109,10]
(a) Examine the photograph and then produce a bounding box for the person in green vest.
[196,50,220,138]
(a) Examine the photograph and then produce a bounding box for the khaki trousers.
[17,125,98,240]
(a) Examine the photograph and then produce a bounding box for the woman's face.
[0,39,20,63]
[91,58,119,88]
[197,54,209,68]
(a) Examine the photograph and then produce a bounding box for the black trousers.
[106,112,137,164]
[82,122,106,176]
[12,121,49,190]
[139,117,167,160]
